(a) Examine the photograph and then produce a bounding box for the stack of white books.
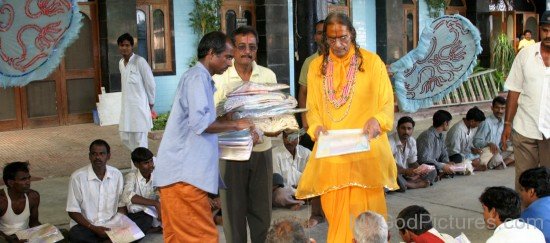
[218,129,253,161]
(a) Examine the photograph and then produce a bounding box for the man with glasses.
[295,13,398,242]
[213,26,277,243]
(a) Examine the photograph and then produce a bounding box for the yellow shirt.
[296,48,398,199]
[298,52,320,86]
[518,39,535,50]
[213,60,277,152]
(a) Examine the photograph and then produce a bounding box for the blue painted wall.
[352,0,376,52]
[153,1,197,114]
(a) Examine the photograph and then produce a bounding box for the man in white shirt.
[117,33,156,167]
[67,139,125,242]
[389,116,436,191]
[273,130,311,191]
[501,12,550,190]
[479,186,545,243]
[123,147,161,234]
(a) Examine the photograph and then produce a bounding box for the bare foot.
[306,218,319,228]
[406,179,429,189]
[290,204,302,211]
[494,163,506,170]
[504,158,515,166]
[472,161,487,171]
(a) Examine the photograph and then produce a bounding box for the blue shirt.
[521,196,550,242]
[153,63,220,194]
[416,127,449,170]
[473,114,504,149]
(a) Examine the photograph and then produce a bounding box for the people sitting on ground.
[396,205,456,243]
[519,167,550,242]
[417,110,455,177]
[0,162,41,243]
[122,147,161,234]
[272,173,304,210]
[479,186,545,243]
[266,218,316,243]
[473,96,514,168]
[445,106,487,172]
[352,211,389,243]
[389,116,437,191]
[273,130,310,193]
[66,139,126,242]
[272,130,325,227]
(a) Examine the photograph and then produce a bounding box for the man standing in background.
[117,33,156,168]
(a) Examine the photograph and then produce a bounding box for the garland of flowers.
[322,55,358,122]
[323,55,358,108]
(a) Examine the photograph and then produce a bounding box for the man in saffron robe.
[296,12,397,243]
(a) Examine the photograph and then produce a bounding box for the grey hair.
[353,211,388,243]
[266,218,309,243]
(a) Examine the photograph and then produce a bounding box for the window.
[136,0,174,75]
[328,0,350,17]
[445,0,466,16]
[403,0,418,55]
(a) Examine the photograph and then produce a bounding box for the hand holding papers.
[103,213,145,243]
[316,129,370,158]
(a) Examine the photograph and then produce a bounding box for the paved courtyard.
[0,103,507,242]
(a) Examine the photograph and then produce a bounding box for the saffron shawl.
[390,15,482,112]
[0,0,82,87]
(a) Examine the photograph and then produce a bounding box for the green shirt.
[298,52,320,86]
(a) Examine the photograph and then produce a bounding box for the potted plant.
[188,0,222,67]
[426,0,447,18]
[491,33,516,91]
[148,112,170,140]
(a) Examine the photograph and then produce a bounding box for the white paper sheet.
[315,129,370,158]
[15,224,64,243]
[103,213,145,243]
[218,129,254,161]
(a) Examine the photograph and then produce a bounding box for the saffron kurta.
[296,48,398,200]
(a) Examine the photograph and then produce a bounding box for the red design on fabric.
[0,4,14,31]
[0,0,71,73]
[403,19,470,98]
[25,0,71,18]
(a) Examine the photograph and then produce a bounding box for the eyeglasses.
[236,44,258,52]
[327,35,350,45]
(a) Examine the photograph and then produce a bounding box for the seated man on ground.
[396,205,456,243]
[272,130,325,227]
[122,147,161,234]
[66,139,126,243]
[389,116,437,191]
[0,162,40,242]
[519,167,550,242]
[272,173,304,210]
[445,106,487,171]
[473,96,514,168]
[352,211,388,243]
[417,110,455,177]
[266,218,315,243]
[479,186,545,243]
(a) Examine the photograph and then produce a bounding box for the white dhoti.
[479,146,514,169]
